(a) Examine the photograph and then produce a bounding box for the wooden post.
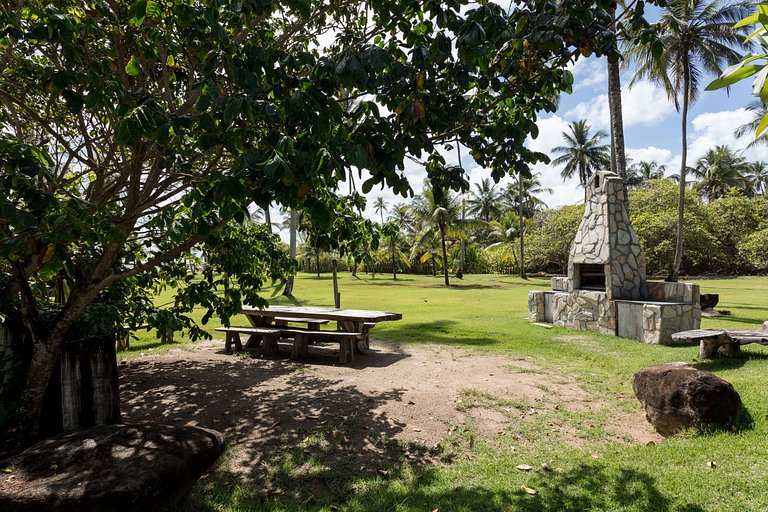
[332,259,340,308]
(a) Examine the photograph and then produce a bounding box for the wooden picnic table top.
[672,329,768,342]
[241,305,402,323]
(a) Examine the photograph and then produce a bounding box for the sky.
[271,11,767,240]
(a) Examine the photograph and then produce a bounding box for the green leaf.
[706,65,761,91]
[61,90,84,114]
[756,112,768,137]
[651,40,663,60]
[146,1,162,18]
[125,55,140,76]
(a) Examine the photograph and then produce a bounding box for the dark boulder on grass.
[0,423,224,512]
[633,363,741,436]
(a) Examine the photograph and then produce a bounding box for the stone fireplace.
[528,171,700,344]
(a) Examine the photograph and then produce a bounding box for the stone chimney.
[568,171,647,300]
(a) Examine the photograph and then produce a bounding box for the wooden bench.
[215,326,364,363]
[272,317,330,330]
[672,329,768,358]
[214,326,284,355]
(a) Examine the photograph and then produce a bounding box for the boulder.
[0,423,224,512]
[763,320,768,331]
[633,363,741,436]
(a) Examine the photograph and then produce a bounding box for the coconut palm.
[690,145,751,201]
[411,184,461,287]
[626,160,668,189]
[466,178,503,222]
[373,197,388,225]
[551,119,611,200]
[735,102,768,149]
[625,0,750,281]
[503,173,553,218]
[746,161,768,196]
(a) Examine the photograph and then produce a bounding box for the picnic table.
[239,305,402,356]
[671,329,768,358]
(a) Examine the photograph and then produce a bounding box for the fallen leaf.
[541,463,551,471]
[307,415,320,419]
[524,487,538,495]
[49,464,59,470]
[707,461,717,469]
[2,469,12,474]
[378,469,389,477]
[205,482,215,491]
[412,428,422,432]
[516,464,532,471]
[270,421,281,428]
[408,400,416,405]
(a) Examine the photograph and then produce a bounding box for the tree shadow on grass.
[342,461,706,512]
[378,320,498,347]
[119,350,428,511]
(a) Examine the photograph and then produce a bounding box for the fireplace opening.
[577,263,606,291]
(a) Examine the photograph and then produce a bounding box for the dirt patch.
[119,339,660,487]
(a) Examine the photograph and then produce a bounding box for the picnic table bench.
[671,329,768,358]
[214,326,363,363]
[241,305,402,353]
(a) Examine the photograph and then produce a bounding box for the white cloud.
[570,59,607,91]
[563,80,672,130]
[626,146,673,168]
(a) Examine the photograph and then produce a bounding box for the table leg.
[245,314,272,348]
[339,320,368,354]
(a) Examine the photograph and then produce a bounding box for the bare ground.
[119,338,661,493]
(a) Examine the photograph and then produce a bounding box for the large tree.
[690,145,752,201]
[0,0,654,440]
[626,0,750,281]
[412,183,461,287]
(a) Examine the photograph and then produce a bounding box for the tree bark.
[607,54,629,212]
[391,240,397,280]
[439,223,450,287]
[518,171,527,280]
[263,206,272,234]
[669,56,690,283]
[282,209,297,296]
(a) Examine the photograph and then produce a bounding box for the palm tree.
[735,102,768,149]
[690,145,751,201]
[373,197,388,225]
[626,160,668,189]
[607,2,628,209]
[466,178,503,222]
[746,161,768,196]
[282,208,299,295]
[411,184,461,287]
[551,120,611,200]
[625,0,750,281]
[503,173,553,218]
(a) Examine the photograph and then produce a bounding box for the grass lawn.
[126,273,768,511]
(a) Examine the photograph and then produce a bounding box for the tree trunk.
[607,51,628,212]
[263,207,272,234]
[432,253,436,276]
[391,240,397,280]
[316,253,320,278]
[439,223,450,287]
[282,209,297,296]
[456,200,465,279]
[332,259,340,308]
[669,58,689,282]
[518,171,527,280]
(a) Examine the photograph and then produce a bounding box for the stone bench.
[671,329,768,358]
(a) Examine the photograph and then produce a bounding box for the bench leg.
[225,332,243,353]
[291,333,309,359]
[261,335,279,357]
[720,342,741,357]
[699,335,733,359]
[339,339,349,364]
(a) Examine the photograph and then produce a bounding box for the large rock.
[762,320,768,330]
[633,363,741,436]
[0,423,224,512]
[699,293,719,310]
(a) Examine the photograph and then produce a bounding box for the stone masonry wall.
[551,290,616,335]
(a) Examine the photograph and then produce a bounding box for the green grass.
[140,273,768,511]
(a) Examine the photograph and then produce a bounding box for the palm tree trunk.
[457,200,465,279]
[391,239,397,280]
[607,56,629,212]
[669,57,690,282]
[439,223,450,287]
[518,171,527,280]
[316,252,320,278]
[282,209,297,295]
[263,207,272,234]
